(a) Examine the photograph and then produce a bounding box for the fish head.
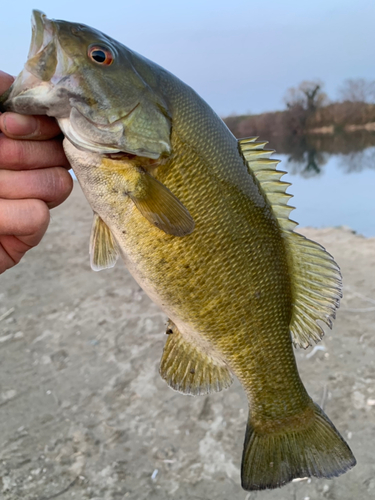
[2,10,171,158]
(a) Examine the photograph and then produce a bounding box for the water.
[278,146,375,237]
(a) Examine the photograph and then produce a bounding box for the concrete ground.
[1,184,375,499]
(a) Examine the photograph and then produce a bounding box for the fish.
[0,10,356,491]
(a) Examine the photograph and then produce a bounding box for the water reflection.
[266,132,375,176]
[286,149,329,178]
[338,147,375,174]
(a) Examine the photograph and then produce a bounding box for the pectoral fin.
[100,158,195,237]
[89,213,119,271]
[129,171,195,237]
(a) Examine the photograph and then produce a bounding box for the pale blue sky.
[2,0,374,116]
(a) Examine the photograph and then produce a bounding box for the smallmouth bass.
[0,11,356,491]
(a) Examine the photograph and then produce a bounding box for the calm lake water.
[278,146,375,237]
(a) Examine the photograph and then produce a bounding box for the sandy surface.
[1,183,375,500]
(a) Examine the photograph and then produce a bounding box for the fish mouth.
[0,12,55,113]
[28,10,51,59]
[25,11,58,82]
[1,11,69,115]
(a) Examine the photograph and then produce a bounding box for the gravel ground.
[1,184,375,500]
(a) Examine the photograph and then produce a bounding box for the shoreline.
[308,122,375,134]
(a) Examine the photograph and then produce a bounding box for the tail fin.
[241,403,356,491]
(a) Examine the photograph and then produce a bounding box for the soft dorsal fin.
[160,320,233,395]
[90,213,120,271]
[239,137,342,348]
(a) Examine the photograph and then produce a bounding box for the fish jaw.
[28,10,52,59]
[2,11,79,119]
[26,10,57,80]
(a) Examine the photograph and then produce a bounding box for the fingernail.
[3,113,38,137]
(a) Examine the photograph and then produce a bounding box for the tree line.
[224,78,375,140]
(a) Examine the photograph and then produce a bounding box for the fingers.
[0,198,49,240]
[0,235,33,271]
[0,72,69,169]
[0,199,50,271]
[0,70,14,94]
[0,112,70,170]
[0,134,70,170]
[0,71,73,274]
[0,167,73,208]
[0,112,62,140]
[0,71,61,141]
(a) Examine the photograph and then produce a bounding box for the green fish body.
[1,11,355,490]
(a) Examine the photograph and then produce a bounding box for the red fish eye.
[88,46,114,65]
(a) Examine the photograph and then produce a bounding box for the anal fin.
[160,321,233,395]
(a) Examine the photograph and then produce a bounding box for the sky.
[1,0,375,116]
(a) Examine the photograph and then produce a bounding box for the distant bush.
[308,102,375,129]
[224,102,375,141]
[338,78,375,104]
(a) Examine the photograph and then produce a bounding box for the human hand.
[0,70,73,274]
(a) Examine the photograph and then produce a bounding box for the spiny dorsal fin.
[239,137,342,348]
[160,320,233,395]
[90,213,119,271]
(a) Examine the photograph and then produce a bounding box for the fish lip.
[28,10,56,59]
[1,11,58,111]
[28,10,45,58]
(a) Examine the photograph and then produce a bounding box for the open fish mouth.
[0,11,60,114]
[25,10,58,82]
[28,10,53,59]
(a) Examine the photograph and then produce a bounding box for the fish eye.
[88,45,114,66]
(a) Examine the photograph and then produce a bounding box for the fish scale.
[125,114,308,415]
[0,10,355,491]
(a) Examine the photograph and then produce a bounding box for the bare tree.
[284,80,328,112]
[283,80,328,134]
[338,78,375,103]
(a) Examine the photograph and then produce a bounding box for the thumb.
[0,71,15,96]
